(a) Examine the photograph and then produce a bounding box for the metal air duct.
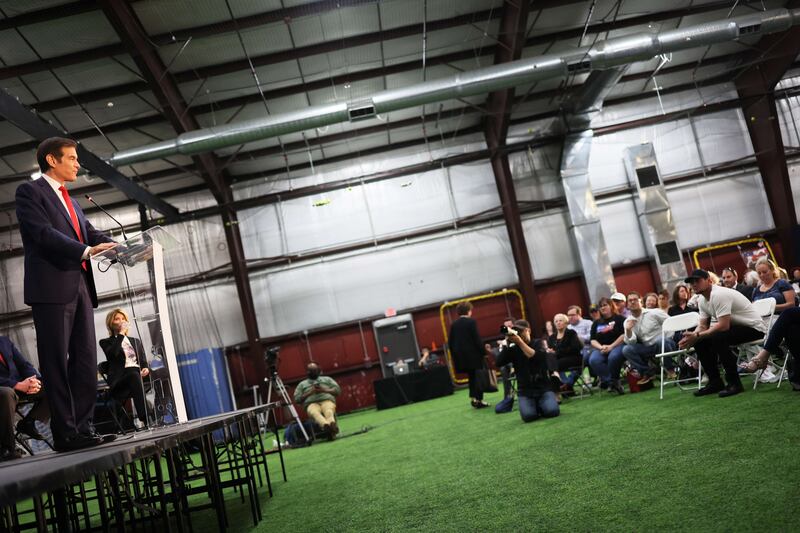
[109,8,800,167]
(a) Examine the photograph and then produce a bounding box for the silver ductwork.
[560,68,627,303]
[109,8,800,167]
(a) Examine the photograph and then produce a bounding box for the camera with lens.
[500,325,519,337]
[265,346,280,373]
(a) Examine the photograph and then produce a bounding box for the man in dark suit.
[16,137,118,451]
[448,301,489,408]
[0,336,50,461]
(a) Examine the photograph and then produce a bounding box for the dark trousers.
[0,388,50,449]
[31,274,97,441]
[111,368,148,423]
[465,369,484,401]
[694,325,763,386]
[764,307,800,382]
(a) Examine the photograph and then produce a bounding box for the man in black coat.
[16,137,117,451]
[0,336,50,461]
[448,301,488,408]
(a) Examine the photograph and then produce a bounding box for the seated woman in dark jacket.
[99,308,150,427]
[546,313,584,388]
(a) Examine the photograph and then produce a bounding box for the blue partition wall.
[177,347,235,425]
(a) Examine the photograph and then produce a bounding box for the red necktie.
[0,352,5,366]
[58,186,87,271]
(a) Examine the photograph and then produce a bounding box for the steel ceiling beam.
[99,0,265,378]
[0,1,98,31]
[0,1,738,111]
[0,87,179,219]
[735,1,800,266]
[483,0,544,330]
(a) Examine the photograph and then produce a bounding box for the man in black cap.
[678,269,766,397]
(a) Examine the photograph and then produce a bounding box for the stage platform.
[1,403,286,532]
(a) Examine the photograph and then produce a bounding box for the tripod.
[265,369,310,443]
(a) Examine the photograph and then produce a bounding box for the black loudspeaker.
[372,314,421,378]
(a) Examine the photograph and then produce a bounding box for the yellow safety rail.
[692,237,776,269]
[439,289,526,385]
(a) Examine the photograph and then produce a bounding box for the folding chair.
[735,297,776,390]
[657,312,701,400]
[14,398,53,455]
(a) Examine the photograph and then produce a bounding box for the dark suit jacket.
[0,336,39,388]
[99,335,149,389]
[15,177,112,307]
[448,316,484,372]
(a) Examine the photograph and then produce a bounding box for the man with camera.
[293,363,341,438]
[494,320,559,423]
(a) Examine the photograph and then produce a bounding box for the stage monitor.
[635,165,661,188]
[655,241,681,265]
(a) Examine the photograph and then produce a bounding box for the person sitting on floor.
[752,257,796,314]
[99,308,151,429]
[679,269,766,398]
[495,320,559,423]
[0,336,50,462]
[588,297,626,394]
[621,292,675,385]
[293,363,341,439]
[546,313,584,391]
[739,306,800,390]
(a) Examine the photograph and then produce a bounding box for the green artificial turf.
[193,379,800,532]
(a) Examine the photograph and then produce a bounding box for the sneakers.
[471,400,490,409]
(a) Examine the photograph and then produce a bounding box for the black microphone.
[85,194,128,241]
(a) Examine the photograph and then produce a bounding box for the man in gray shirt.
[621,292,674,384]
[679,269,766,398]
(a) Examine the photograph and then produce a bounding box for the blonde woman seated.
[752,257,796,313]
[99,309,150,427]
[546,313,584,389]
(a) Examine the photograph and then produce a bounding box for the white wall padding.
[691,108,754,168]
[521,210,580,279]
[667,172,774,249]
[595,197,648,264]
[249,224,517,337]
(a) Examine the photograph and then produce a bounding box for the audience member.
[546,314,584,389]
[495,320,559,423]
[744,269,760,289]
[721,267,754,300]
[567,304,594,380]
[293,363,341,438]
[611,292,630,317]
[657,290,670,313]
[621,292,675,384]
[790,267,800,284]
[99,308,151,428]
[644,292,659,309]
[418,347,439,369]
[588,304,600,322]
[0,336,50,461]
[679,269,766,398]
[448,302,488,409]
[486,317,516,400]
[668,284,693,316]
[752,257,796,313]
[588,297,626,394]
[739,306,800,390]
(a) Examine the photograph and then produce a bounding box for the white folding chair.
[657,312,701,400]
[735,297,776,390]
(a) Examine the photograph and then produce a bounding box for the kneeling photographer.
[494,320,560,423]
